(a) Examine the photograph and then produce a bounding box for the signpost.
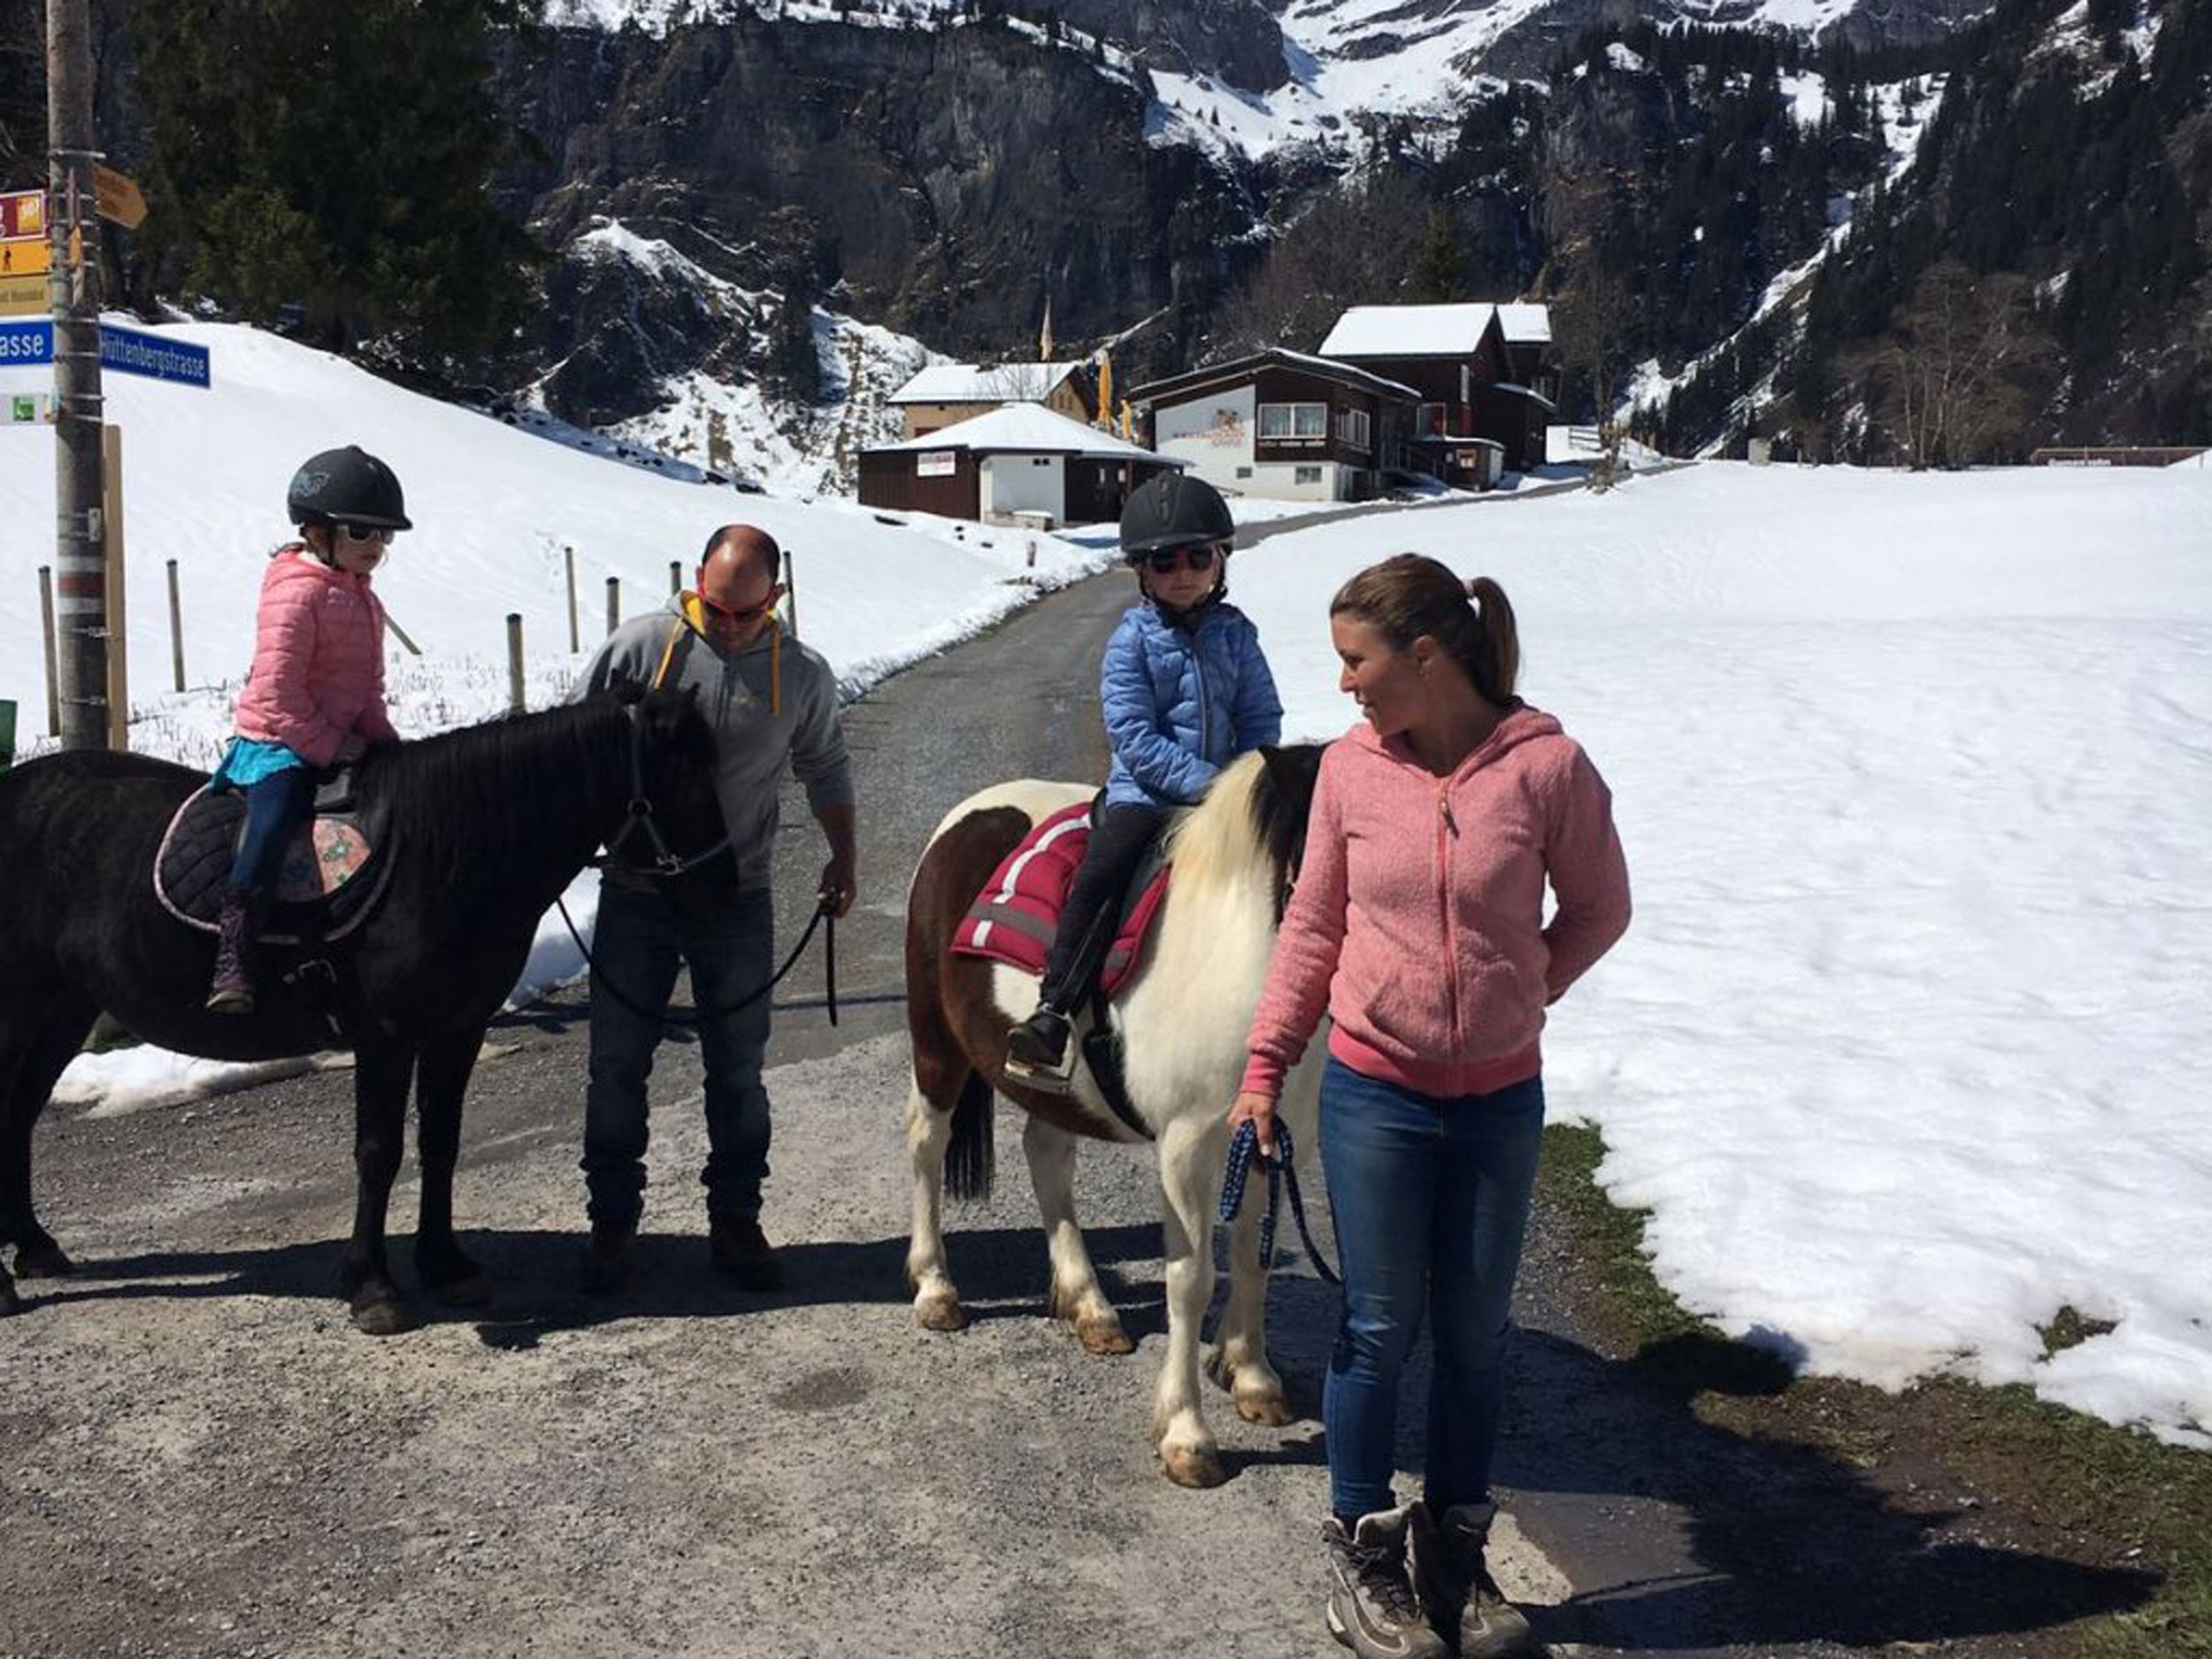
[93,165,147,230]
[0,319,209,388]
[0,189,45,316]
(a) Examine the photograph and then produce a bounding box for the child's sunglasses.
[1143,544,1219,574]
[334,523,396,546]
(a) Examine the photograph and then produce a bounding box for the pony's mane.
[365,696,627,854]
[1165,745,1324,901]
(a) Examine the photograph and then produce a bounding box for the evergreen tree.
[1408,209,1464,303]
[131,0,546,369]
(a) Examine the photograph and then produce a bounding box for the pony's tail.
[944,1069,995,1203]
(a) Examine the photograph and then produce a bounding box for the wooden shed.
[856,403,1183,528]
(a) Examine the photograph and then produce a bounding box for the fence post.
[166,557,185,691]
[781,547,798,638]
[38,566,59,736]
[669,559,681,596]
[506,613,526,712]
[565,544,579,653]
[605,576,619,637]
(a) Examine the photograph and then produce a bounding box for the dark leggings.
[227,767,317,895]
[1038,803,1164,1010]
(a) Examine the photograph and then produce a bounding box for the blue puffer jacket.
[1101,600,1283,810]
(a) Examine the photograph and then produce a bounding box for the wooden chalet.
[856,403,1181,528]
[1124,349,1419,503]
[887,360,1099,441]
[1318,303,1557,482]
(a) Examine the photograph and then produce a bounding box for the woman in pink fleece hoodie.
[203,446,410,1014]
[1230,554,1629,1659]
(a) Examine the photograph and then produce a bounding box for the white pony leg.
[905,1079,966,1332]
[1208,1186,1292,1426]
[1023,1116,1133,1356]
[1152,1113,1228,1488]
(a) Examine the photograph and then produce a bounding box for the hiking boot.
[709,1216,783,1292]
[1410,1500,1538,1659]
[204,888,257,1015]
[1323,1507,1448,1659]
[579,1220,636,1294]
[1005,1004,1072,1071]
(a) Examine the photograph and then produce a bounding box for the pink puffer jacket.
[233,549,398,768]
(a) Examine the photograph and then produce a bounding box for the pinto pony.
[903,744,1325,1487]
[0,687,720,1333]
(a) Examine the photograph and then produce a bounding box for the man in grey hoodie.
[571,524,856,1294]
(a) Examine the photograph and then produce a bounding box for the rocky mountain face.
[489,13,1280,430]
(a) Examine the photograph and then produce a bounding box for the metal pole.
[102,422,127,749]
[166,557,184,690]
[38,566,60,735]
[49,0,108,749]
[506,613,525,712]
[564,544,579,653]
[604,576,619,637]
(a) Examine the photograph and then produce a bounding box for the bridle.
[599,700,732,879]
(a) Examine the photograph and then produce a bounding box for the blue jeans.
[582,882,774,1227]
[1319,1056,1547,1518]
[228,767,317,895]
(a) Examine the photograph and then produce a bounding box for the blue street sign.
[0,319,53,367]
[0,319,211,388]
[98,322,210,388]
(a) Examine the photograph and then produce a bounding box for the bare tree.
[1870,263,2053,468]
[1552,269,1633,486]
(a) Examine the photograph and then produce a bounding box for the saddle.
[949,800,1172,998]
[154,771,395,947]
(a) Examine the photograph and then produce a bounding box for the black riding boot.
[1006,1004,1074,1071]
[205,887,259,1015]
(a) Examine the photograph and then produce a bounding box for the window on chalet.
[1294,465,1324,486]
[1337,408,1371,449]
[1258,402,1327,440]
[1416,403,1449,438]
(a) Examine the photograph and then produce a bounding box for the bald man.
[571,524,857,1294]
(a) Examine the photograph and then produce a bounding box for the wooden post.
[38,566,59,735]
[565,544,579,653]
[165,557,184,691]
[506,613,525,712]
[101,423,127,750]
[49,0,108,751]
[668,559,681,596]
[604,576,619,637]
[781,547,797,639]
[383,611,422,657]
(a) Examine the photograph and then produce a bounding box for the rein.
[1217,1118,1340,1285]
[601,701,733,879]
[555,894,837,1030]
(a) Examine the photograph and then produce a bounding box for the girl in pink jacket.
[204,446,410,1014]
[1229,554,1629,1659]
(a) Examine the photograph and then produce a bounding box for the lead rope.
[553,896,837,1030]
[1217,1118,1340,1285]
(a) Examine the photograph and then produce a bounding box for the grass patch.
[1535,1122,2212,1657]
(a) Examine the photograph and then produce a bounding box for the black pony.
[0,686,719,1333]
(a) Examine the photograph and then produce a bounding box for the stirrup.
[1002,1047,1077,1095]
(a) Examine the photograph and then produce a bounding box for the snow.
[1,318,1117,1112]
[888,361,1079,403]
[1494,303,1551,347]
[1320,303,1498,358]
[1229,461,2212,1449]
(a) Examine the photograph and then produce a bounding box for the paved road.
[5,513,2118,1658]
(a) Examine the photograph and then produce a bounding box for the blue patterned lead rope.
[1218,1119,1340,1286]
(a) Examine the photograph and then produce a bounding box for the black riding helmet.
[287,445,412,531]
[1118,471,1233,557]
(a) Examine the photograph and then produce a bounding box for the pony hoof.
[427,1272,490,1309]
[349,1295,412,1337]
[1077,1317,1135,1357]
[1235,1393,1294,1428]
[12,1240,75,1279]
[0,1278,20,1318]
[1161,1445,1227,1489]
[916,1295,968,1333]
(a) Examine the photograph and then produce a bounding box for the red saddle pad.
[949,802,1171,999]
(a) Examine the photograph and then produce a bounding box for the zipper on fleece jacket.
[1437,783,1462,1058]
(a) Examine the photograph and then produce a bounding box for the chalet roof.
[888,361,1084,403]
[872,403,1177,465]
[1125,347,1419,406]
[1495,303,1552,346]
[1319,303,1500,358]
